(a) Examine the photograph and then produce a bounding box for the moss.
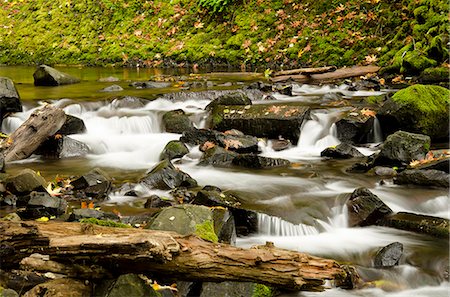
[365,94,386,105]
[402,51,437,74]
[252,284,273,297]
[195,220,218,243]
[80,218,131,228]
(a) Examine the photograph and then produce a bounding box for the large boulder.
[94,274,159,297]
[162,109,194,134]
[394,169,449,188]
[215,131,259,154]
[193,186,242,209]
[374,242,403,268]
[160,140,189,161]
[33,65,80,86]
[56,115,86,135]
[23,278,90,297]
[335,109,378,144]
[139,159,197,190]
[321,143,365,159]
[205,91,252,111]
[5,168,47,198]
[71,168,112,200]
[34,136,89,159]
[18,191,67,219]
[377,85,449,141]
[210,103,310,144]
[378,212,449,239]
[373,131,430,167]
[346,187,393,227]
[0,77,22,115]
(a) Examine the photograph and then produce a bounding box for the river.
[0,66,448,297]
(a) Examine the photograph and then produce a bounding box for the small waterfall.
[371,116,383,143]
[257,213,319,236]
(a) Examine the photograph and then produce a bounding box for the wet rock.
[144,194,173,208]
[245,81,273,92]
[139,159,197,190]
[216,132,259,154]
[110,96,148,109]
[321,143,364,159]
[0,77,22,123]
[5,169,47,198]
[0,269,52,294]
[205,91,252,111]
[199,282,257,297]
[68,208,119,222]
[23,278,90,297]
[0,288,19,297]
[378,212,449,239]
[275,84,293,96]
[0,193,17,206]
[33,65,80,86]
[100,84,123,92]
[198,146,238,167]
[346,187,393,227]
[335,110,376,144]
[162,89,263,103]
[394,169,449,188]
[374,242,403,268]
[232,154,290,169]
[114,182,138,196]
[413,157,450,173]
[56,115,87,135]
[160,140,189,161]
[270,139,291,151]
[162,109,194,134]
[0,153,4,173]
[98,76,120,82]
[95,274,159,297]
[347,78,381,91]
[193,186,242,209]
[377,85,449,142]
[346,155,376,173]
[34,136,89,159]
[210,103,310,144]
[71,168,112,200]
[373,131,430,167]
[18,191,67,220]
[170,188,198,204]
[180,128,219,145]
[232,208,258,236]
[130,81,171,89]
[371,166,397,177]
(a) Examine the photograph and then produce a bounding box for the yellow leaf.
[36,217,49,222]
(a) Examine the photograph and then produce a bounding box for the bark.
[0,221,356,291]
[1,104,66,162]
[274,66,337,77]
[271,65,380,83]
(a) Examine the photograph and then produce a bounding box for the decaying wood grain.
[274,66,337,77]
[271,65,380,83]
[1,105,66,162]
[0,221,356,291]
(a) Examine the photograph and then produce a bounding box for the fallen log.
[1,104,66,162]
[274,66,337,77]
[271,65,380,83]
[0,221,356,291]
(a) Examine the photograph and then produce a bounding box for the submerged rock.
[71,168,112,200]
[34,136,89,159]
[374,242,403,268]
[100,84,123,92]
[162,109,194,134]
[139,159,197,190]
[56,114,87,135]
[98,76,120,82]
[321,143,365,159]
[377,85,449,141]
[160,140,189,161]
[394,169,449,188]
[33,65,80,86]
[346,187,393,227]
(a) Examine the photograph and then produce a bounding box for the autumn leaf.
[46,183,62,196]
[360,108,376,117]
[364,54,378,64]
[223,139,243,150]
[194,21,204,29]
[201,141,216,151]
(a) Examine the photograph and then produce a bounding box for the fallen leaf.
[360,108,376,117]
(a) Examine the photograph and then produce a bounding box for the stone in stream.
[99,84,123,92]
[130,81,171,89]
[215,131,259,154]
[373,131,431,167]
[139,159,197,190]
[0,153,5,173]
[232,154,290,169]
[5,169,47,204]
[0,193,17,206]
[162,109,194,134]
[198,146,238,167]
[94,274,159,297]
[67,208,120,222]
[394,169,449,188]
[33,65,80,86]
[56,114,87,135]
[335,109,377,144]
[378,212,449,239]
[374,242,403,268]
[180,128,220,145]
[346,187,393,227]
[210,103,310,144]
[413,157,450,173]
[23,278,91,297]
[144,194,173,208]
[17,191,67,220]
[0,77,22,119]
[160,140,189,161]
[193,185,242,209]
[34,136,89,159]
[320,143,365,159]
[98,76,120,82]
[71,168,112,200]
[205,91,252,111]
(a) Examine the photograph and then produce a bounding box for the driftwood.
[274,66,337,77]
[1,105,66,162]
[271,65,380,83]
[0,221,356,291]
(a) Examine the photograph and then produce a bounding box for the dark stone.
[0,153,4,173]
[100,84,123,92]
[205,91,252,111]
[68,208,120,221]
[347,78,381,91]
[56,114,87,135]
[180,129,220,145]
[0,193,17,206]
[160,140,189,161]
[130,81,171,89]
[5,169,47,196]
[0,269,51,293]
[33,65,80,86]
[271,139,291,151]
[245,81,273,92]
[346,187,393,227]
[210,103,310,144]
[34,136,89,159]
[394,169,449,188]
[372,166,397,177]
[378,212,449,239]
[200,282,257,297]
[198,146,238,167]
[115,182,138,196]
[232,154,290,169]
[0,77,22,123]
[139,159,197,190]
[232,208,258,236]
[162,109,194,134]
[97,274,159,297]
[110,96,148,109]
[71,168,112,200]
[335,110,376,144]
[275,85,293,96]
[321,143,364,159]
[374,242,403,268]
[193,187,242,209]
[414,157,450,173]
[215,132,259,154]
[374,131,430,167]
[170,188,198,204]
[18,191,67,220]
[144,194,173,208]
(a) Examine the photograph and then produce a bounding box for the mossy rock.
[139,159,197,190]
[378,85,450,141]
[419,67,449,83]
[100,274,159,297]
[162,109,194,134]
[160,140,189,161]
[205,92,252,111]
[402,51,437,74]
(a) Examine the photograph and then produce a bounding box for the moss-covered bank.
[0,0,448,72]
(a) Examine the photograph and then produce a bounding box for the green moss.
[402,51,437,73]
[252,284,273,297]
[195,220,218,243]
[421,67,449,81]
[80,218,131,228]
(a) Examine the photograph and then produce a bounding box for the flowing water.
[0,66,448,296]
